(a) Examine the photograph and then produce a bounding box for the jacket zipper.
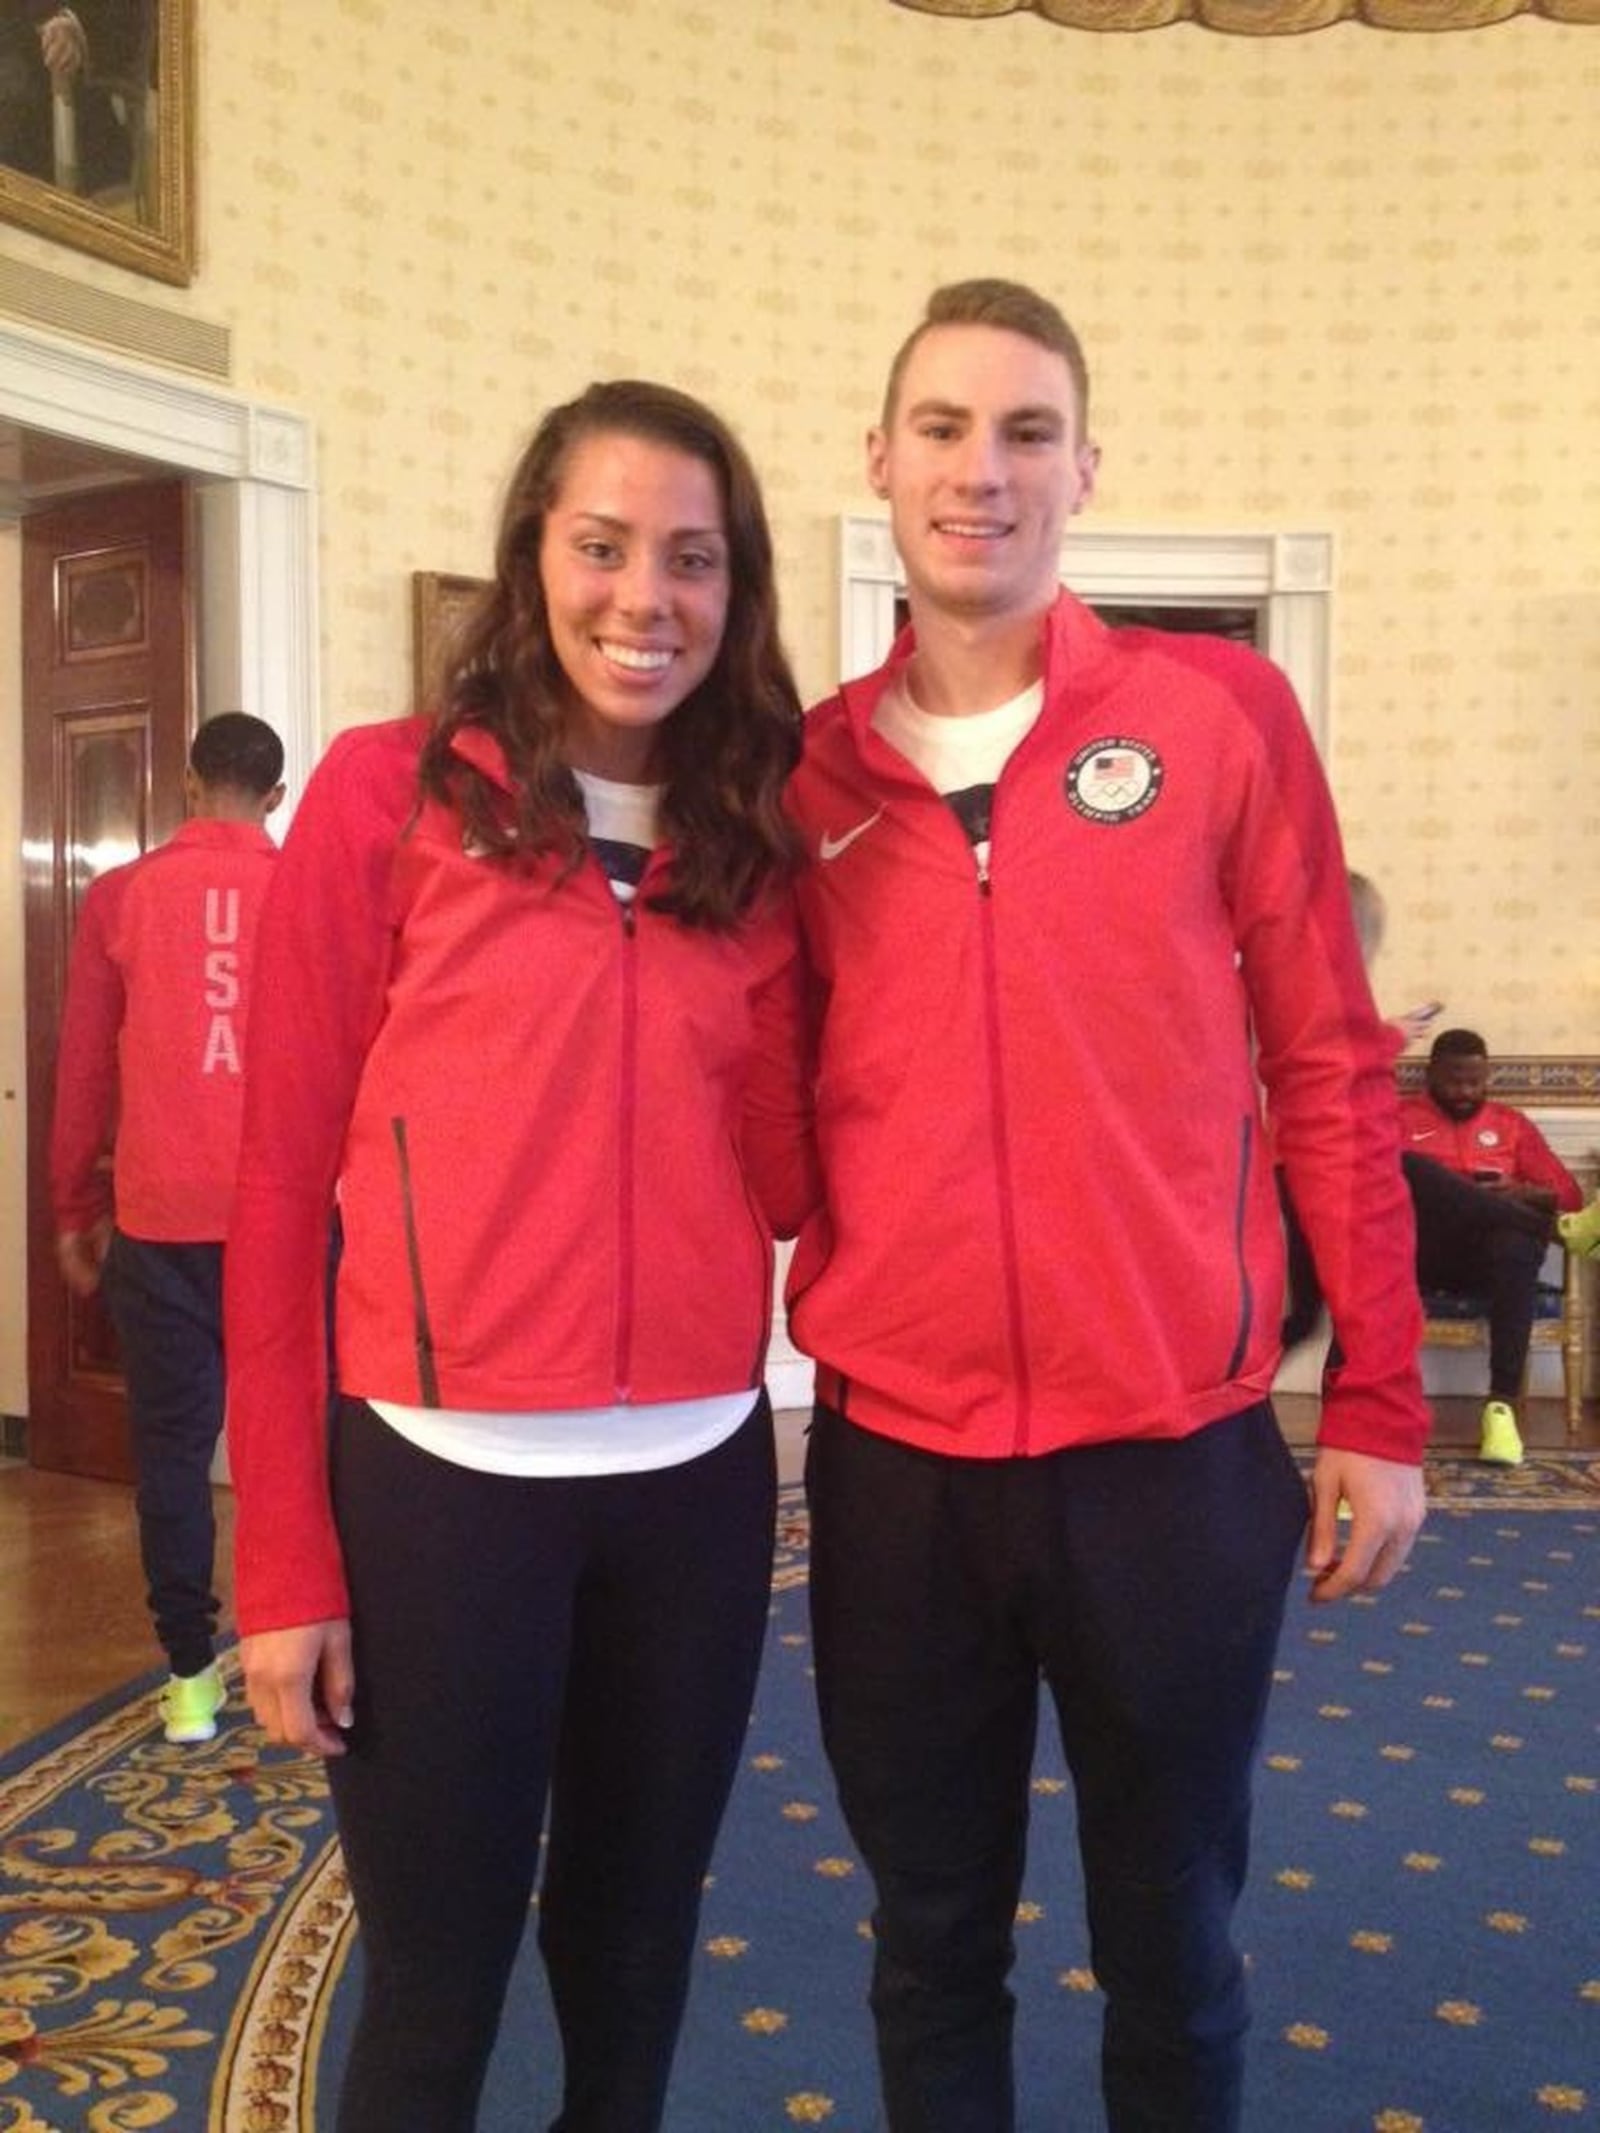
[391,1115,441,1406]
[973,842,1034,1454]
[614,898,639,1399]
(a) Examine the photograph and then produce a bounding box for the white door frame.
[0,320,319,1420]
[839,513,1334,755]
[0,318,319,800]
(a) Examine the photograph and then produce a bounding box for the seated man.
[1400,1028,1581,1466]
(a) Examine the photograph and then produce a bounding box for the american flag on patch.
[1093,752,1138,779]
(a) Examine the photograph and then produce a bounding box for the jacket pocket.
[391,1116,440,1406]
[1222,1112,1256,1380]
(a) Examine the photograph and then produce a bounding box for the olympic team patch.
[1065,738,1164,824]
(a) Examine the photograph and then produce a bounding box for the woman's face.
[539,430,731,783]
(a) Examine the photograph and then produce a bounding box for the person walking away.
[51,710,285,1744]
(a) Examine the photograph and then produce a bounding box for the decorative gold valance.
[890,0,1600,29]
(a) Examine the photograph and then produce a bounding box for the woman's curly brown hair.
[419,380,803,929]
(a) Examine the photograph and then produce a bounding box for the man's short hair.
[880,278,1091,431]
[1429,1027,1488,1065]
[189,712,284,796]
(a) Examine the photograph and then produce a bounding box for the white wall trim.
[766,1358,814,1412]
[839,514,1333,755]
[0,318,319,803]
[0,321,320,1420]
[0,323,313,486]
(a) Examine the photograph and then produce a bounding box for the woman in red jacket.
[225,380,814,2133]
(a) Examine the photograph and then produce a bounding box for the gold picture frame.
[411,571,489,713]
[0,0,194,285]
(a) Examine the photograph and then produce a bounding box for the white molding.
[765,1240,814,1412]
[839,514,1332,754]
[0,318,319,802]
[1527,1110,1600,1168]
[1,322,321,1426]
[765,1357,815,1411]
[0,322,313,486]
[232,480,321,815]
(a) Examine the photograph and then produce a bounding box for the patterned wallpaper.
[3,0,1597,1049]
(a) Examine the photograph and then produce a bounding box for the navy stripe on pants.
[327,1393,777,2133]
[805,1399,1310,2133]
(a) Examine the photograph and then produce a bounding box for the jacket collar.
[447,721,517,794]
[169,817,277,852]
[836,586,1115,748]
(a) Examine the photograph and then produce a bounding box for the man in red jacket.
[786,280,1430,2133]
[51,711,283,1744]
[1399,1026,1581,1467]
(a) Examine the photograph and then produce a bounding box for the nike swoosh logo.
[819,809,884,863]
[1410,1129,1437,1140]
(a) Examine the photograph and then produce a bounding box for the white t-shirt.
[873,677,1044,874]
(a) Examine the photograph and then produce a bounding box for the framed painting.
[0,0,194,284]
[411,570,489,713]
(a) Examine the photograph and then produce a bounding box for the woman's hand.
[241,1620,356,1757]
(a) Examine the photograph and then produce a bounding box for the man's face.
[1428,1051,1489,1121]
[867,324,1098,631]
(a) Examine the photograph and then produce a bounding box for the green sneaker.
[160,1662,224,1745]
[1558,1196,1600,1258]
[1478,1400,1524,1469]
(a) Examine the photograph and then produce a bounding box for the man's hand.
[38,10,88,79]
[241,1620,356,1757]
[56,1217,112,1298]
[1305,1446,1426,1605]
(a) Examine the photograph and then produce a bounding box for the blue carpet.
[2,1476,1596,2130]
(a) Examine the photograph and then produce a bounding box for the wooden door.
[23,481,193,1481]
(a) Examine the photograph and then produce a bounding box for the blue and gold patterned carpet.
[2,1458,1596,2131]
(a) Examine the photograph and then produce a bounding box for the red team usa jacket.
[1398,1093,1580,1210]
[782,591,1430,1469]
[51,819,279,1243]
[224,717,815,1634]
